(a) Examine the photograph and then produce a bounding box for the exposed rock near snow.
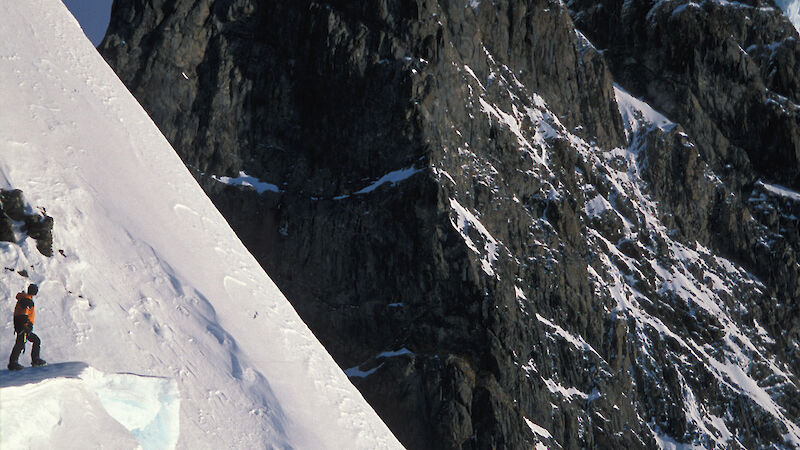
[0,189,54,256]
[99,0,800,448]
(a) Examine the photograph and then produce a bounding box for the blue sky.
[61,0,113,46]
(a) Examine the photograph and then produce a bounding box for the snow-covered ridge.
[0,1,400,448]
[1,363,179,449]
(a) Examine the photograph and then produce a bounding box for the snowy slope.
[0,1,401,448]
[776,0,800,32]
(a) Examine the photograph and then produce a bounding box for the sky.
[60,0,113,46]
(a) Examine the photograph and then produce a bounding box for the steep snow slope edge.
[0,1,401,448]
[776,0,800,31]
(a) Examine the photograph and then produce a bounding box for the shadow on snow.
[0,361,88,388]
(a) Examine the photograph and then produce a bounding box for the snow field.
[0,363,178,450]
[0,0,401,448]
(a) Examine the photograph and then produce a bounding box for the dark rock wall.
[568,0,800,186]
[101,0,800,448]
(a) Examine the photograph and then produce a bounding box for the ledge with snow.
[0,1,401,448]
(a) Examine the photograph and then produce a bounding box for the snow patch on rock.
[449,198,501,277]
[211,171,281,194]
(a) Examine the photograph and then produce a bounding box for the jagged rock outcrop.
[101,0,800,448]
[0,195,15,242]
[0,189,53,256]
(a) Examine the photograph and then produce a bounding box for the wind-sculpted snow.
[0,1,399,448]
[0,363,179,450]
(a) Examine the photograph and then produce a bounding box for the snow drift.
[0,0,401,448]
[0,363,179,450]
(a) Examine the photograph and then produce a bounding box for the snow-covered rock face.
[435,43,800,447]
[98,0,800,448]
[0,1,400,449]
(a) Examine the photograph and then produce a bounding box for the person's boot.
[31,358,46,367]
[7,361,23,371]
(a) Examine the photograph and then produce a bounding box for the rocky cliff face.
[101,0,800,448]
[1,189,54,257]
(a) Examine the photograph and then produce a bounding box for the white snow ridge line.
[536,313,602,359]
[212,171,281,194]
[613,84,675,138]
[756,179,800,201]
[354,166,422,194]
[449,198,501,277]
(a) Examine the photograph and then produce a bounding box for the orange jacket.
[13,292,35,328]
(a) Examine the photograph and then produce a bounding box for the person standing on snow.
[8,284,46,370]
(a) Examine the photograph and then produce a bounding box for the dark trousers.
[9,331,40,363]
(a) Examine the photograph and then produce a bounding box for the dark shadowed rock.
[0,214,14,243]
[1,189,54,256]
[24,214,54,257]
[1,189,26,222]
[568,0,800,187]
[101,0,800,448]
